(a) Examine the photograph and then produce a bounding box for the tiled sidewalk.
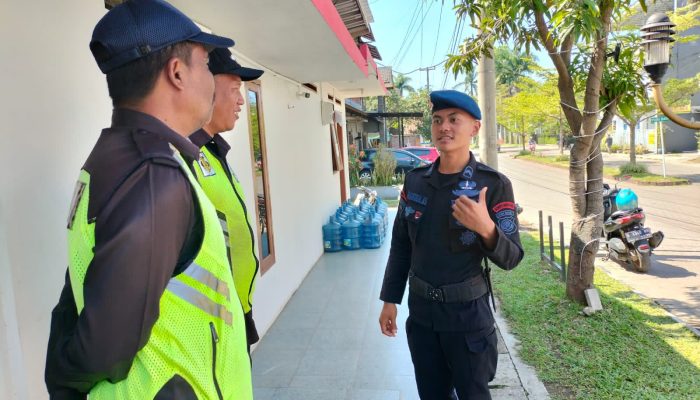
[252,211,549,400]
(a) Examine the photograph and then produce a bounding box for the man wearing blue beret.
[379,90,524,399]
[45,1,252,399]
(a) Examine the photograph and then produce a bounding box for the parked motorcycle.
[602,179,664,273]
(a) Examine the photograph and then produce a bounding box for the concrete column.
[477,53,498,169]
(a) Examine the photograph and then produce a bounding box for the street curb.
[512,155,691,186]
[493,300,551,400]
[597,261,700,338]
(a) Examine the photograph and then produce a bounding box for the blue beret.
[430,90,481,120]
[90,0,234,74]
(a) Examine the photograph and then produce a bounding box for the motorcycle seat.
[610,208,643,219]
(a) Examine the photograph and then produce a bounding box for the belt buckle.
[427,287,444,302]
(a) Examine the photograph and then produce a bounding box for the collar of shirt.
[189,129,231,160]
[111,108,199,161]
[423,151,478,188]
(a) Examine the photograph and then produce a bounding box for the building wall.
[0,2,112,398]
[0,2,349,398]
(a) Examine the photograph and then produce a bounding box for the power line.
[391,2,422,66]
[442,16,464,88]
[431,3,444,64]
[395,0,436,67]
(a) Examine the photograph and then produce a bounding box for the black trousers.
[406,317,498,400]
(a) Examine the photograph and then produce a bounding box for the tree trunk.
[629,122,637,165]
[564,3,615,304]
[559,114,564,155]
[566,107,615,303]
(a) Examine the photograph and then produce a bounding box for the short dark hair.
[106,41,194,107]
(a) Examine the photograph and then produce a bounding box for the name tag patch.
[407,191,428,206]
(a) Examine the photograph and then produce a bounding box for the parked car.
[359,148,429,181]
[402,146,440,163]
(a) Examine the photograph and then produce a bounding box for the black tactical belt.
[408,272,488,303]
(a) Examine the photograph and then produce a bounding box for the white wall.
[0,2,350,398]
[222,72,347,338]
[0,1,111,399]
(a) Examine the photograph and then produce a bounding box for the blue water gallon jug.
[361,215,381,249]
[341,220,361,250]
[322,217,343,252]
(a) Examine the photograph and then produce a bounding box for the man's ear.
[165,57,186,90]
[471,120,482,137]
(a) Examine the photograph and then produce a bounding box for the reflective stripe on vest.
[166,279,233,325]
[193,146,259,314]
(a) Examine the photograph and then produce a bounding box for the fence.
[538,210,567,282]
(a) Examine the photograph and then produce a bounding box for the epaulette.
[476,161,511,185]
[132,129,180,168]
[475,161,498,174]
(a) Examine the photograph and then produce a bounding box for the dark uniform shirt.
[45,109,204,400]
[380,153,523,335]
[189,129,260,345]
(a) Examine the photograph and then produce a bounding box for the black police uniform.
[380,152,523,400]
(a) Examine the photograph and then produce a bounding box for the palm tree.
[393,73,415,97]
[494,46,535,97]
[452,69,478,96]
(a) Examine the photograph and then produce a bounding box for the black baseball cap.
[90,0,234,74]
[208,48,264,81]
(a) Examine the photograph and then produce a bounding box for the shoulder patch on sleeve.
[493,201,516,213]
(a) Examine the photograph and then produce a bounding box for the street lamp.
[640,13,700,129]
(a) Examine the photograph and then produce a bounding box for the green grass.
[493,233,700,399]
[515,153,689,185]
[382,198,399,207]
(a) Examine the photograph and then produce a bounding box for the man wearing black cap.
[379,90,523,399]
[45,1,252,399]
[189,48,264,352]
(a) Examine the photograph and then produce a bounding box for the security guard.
[189,48,264,350]
[44,1,252,399]
[379,90,524,400]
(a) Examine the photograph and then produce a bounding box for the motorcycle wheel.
[632,250,651,273]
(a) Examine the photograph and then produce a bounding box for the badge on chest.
[197,152,216,177]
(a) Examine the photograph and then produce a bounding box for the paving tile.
[490,386,529,399]
[252,373,294,389]
[289,374,354,390]
[346,388,401,400]
[352,374,419,400]
[355,349,415,379]
[252,387,276,400]
[256,328,315,351]
[491,354,522,388]
[297,349,361,377]
[320,309,371,331]
[273,387,348,400]
[269,310,323,331]
[308,328,365,350]
[251,349,304,385]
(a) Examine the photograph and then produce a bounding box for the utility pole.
[419,66,436,92]
[477,50,498,169]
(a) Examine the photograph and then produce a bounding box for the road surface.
[498,149,700,332]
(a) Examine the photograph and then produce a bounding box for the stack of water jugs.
[322,197,389,252]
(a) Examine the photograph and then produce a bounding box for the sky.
[368,0,553,92]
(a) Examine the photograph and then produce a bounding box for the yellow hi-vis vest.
[66,152,252,400]
[193,146,258,315]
